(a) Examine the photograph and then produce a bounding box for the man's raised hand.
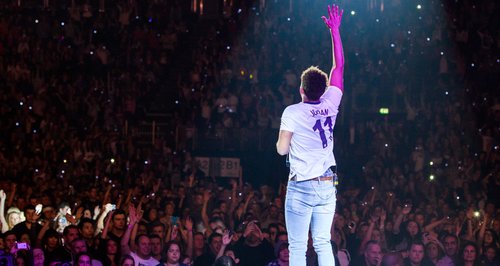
[321,4,343,30]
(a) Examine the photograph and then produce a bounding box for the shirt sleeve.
[279,107,295,132]
[321,85,343,109]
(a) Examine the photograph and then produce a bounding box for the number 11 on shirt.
[312,116,333,148]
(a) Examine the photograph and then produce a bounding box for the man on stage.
[276,3,344,266]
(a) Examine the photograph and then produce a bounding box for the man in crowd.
[149,234,163,262]
[382,252,404,266]
[121,207,160,266]
[352,240,383,266]
[194,232,222,266]
[404,242,433,266]
[233,220,274,266]
[12,205,42,244]
[108,210,127,241]
[50,225,80,263]
[78,218,97,250]
[437,234,459,266]
[71,238,103,266]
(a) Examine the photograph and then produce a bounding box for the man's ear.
[299,87,304,95]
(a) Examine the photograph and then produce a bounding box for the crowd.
[0,0,499,266]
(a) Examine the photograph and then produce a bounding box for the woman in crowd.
[75,252,93,266]
[5,208,22,231]
[163,241,189,266]
[99,238,121,266]
[120,255,135,266]
[457,242,481,266]
[267,241,289,266]
[481,245,499,266]
[425,241,444,265]
[480,229,500,252]
[33,247,45,266]
[392,219,423,251]
[41,229,63,262]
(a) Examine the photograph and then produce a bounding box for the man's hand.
[380,209,387,223]
[230,179,238,191]
[66,213,77,225]
[321,4,343,30]
[104,203,115,213]
[0,190,6,201]
[153,178,161,193]
[222,230,231,246]
[253,223,264,241]
[184,217,193,232]
[94,205,101,217]
[203,190,211,201]
[171,225,179,240]
[128,205,138,225]
[42,218,51,228]
[188,173,195,187]
[246,191,254,201]
[243,221,253,238]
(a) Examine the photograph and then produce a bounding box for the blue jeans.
[285,170,337,266]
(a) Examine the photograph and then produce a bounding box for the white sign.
[194,157,240,177]
[195,157,210,176]
[219,157,240,177]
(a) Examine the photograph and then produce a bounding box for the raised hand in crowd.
[216,229,232,260]
[0,190,8,233]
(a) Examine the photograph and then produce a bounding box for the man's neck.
[244,238,261,247]
[25,221,33,228]
[194,248,203,257]
[137,253,151,260]
[111,228,124,236]
[278,260,289,266]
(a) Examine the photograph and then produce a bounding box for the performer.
[276,3,344,266]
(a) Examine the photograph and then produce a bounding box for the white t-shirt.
[130,252,160,266]
[280,86,343,181]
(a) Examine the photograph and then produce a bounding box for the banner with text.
[194,157,240,178]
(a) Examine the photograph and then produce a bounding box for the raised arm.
[216,230,232,260]
[201,190,211,229]
[0,190,8,233]
[183,217,194,259]
[423,217,447,233]
[101,211,114,239]
[358,218,376,255]
[322,4,344,91]
[96,203,114,234]
[393,204,412,234]
[7,184,16,208]
[121,205,141,255]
